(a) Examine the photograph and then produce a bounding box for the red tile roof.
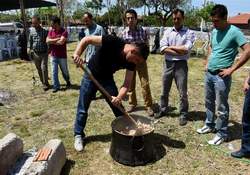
[228,13,250,24]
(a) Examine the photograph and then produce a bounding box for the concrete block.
[24,139,66,175]
[0,133,23,175]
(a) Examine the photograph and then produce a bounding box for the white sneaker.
[197,125,213,134]
[74,135,84,152]
[208,135,224,145]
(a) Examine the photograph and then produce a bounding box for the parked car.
[0,22,24,34]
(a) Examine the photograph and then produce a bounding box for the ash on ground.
[0,89,16,106]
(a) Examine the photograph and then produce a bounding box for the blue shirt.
[160,26,195,61]
[85,23,105,62]
[208,25,247,71]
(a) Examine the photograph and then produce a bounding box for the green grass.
[0,42,250,175]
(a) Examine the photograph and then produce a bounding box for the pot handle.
[130,136,145,152]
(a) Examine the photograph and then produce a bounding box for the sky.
[47,0,250,17]
[192,0,250,17]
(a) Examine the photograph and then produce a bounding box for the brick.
[24,139,66,175]
[0,133,23,175]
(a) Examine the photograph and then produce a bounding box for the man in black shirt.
[73,35,149,152]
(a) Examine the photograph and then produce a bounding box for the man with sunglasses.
[197,4,250,145]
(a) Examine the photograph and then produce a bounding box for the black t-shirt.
[88,35,135,79]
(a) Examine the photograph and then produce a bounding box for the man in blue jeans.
[197,4,250,145]
[231,75,250,158]
[46,16,71,93]
[72,35,149,152]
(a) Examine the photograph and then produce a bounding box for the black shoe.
[52,89,59,93]
[43,85,50,91]
[179,116,187,126]
[155,111,166,119]
[66,82,72,89]
[231,150,250,159]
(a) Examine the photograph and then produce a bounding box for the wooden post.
[19,0,29,42]
[19,0,28,33]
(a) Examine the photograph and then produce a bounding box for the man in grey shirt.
[82,12,105,63]
[155,9,195,126]
[28,15,49,91]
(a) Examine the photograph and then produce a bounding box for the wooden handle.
[80,64,138,127]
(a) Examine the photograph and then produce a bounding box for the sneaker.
[208,135,224,145]
[197,125,213,134]
[74,135,84,152]
[146,107,154,117]
[127,105,136,113]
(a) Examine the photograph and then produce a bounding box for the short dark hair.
[125,9,137,19]
[134,43,149,60]
[172,8,185,17]
[83,12,93,19]
[50,16,61,25]
[32,15,40,22]
[210,4,228,19]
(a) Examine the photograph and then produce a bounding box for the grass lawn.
[0,42,250,175]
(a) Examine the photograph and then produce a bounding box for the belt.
[34,50,47,54]
[207,69,221,75]
[166,60,187,63]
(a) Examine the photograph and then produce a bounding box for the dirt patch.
[0,89,16,106]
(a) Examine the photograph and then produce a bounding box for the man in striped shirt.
[120,9,154,116]
[28,15,49,91]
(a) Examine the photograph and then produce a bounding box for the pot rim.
[111,115,154,136]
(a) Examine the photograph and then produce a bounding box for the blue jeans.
[50,57,70,90]
[74,75,123,137]
[204,71,232,138]
[241,88,250,153]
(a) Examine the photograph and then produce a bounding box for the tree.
[101,5,123,26]
[184,7,200,29]
[146,0,191,25]
[33,7,58,25]
[0,13,20,23]
[84,0,104,16]
[196,1,214,23]
[196,1,214,40]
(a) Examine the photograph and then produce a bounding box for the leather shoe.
[154,111,167,119]
[179,116,187,126]
[146,107,154,117]
[43,85,50,91]
[127,105,136,113]
[231,150,250,159]
[52,89,59,93]
[66,82,72,89]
